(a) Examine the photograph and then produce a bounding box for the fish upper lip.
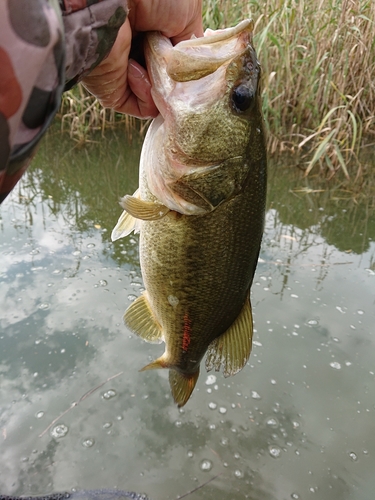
[145,18,255,88]
[176,19,254,49]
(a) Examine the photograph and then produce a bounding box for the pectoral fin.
[169,368,200,407]
[111,189,141,241]
[121,194,169,221]
[205,296,253,377]
[111,209,139,241]
[124,293,163,344]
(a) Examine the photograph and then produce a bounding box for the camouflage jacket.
[0,0,127,203]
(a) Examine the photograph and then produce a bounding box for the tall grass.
[59,84,140,144]
[203,0,375,178]
[60,0,375,178]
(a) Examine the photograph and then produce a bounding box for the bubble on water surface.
[82,438,95,448]
[357,309,364,315]
[38,302,50,310]
[86,243,95,249]
[336,306,346,314]
[349,451,358,461]
[268,445,281,458]
[98,280,108,286]
[103,422,112,429]
[200,459,213,471]
[208,402,217,410]
[205,375,217,385]
[291,493,300,499]
[234,469,244,478]
[251,391,261,400]
[266,417,279,428]
[307,319,318,326]
[330,361,341,370]
[102,389,117,400]
[35,411,44,419]
[51,424,68,438]
[219,407,227,414]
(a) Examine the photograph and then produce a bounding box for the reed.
[60,0,375,178]
[59,84,142,144]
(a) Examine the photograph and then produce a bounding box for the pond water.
[1,129,375,500]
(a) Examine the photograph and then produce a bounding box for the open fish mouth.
[144,18,257,116]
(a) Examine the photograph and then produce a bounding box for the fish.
[112,19,267,407]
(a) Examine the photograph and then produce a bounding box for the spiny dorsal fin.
[124,293,163,344]
[121,194,169,221]
[169,368,200,407]
[205,296,253,377]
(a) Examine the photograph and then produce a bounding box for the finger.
[116,59,158,118]
[169,6,204,45]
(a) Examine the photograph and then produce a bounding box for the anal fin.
[205,295,253,377]
[124,293,163,344]
[169,368,200,407]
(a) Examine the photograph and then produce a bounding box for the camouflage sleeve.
[0,0,127,204]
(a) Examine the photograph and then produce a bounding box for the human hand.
[82,0,203,119]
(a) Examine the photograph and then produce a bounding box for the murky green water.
[1,129,375,500]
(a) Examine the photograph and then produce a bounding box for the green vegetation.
[60,0,375,179]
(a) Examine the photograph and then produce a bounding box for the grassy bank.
[60,0,375,179]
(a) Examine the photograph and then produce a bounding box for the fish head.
[143,19,265,215]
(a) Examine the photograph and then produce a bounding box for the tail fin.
[169,368,200,407]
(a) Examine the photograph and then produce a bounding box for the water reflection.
[1,130,375,500]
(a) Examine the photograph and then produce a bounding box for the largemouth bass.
[112,19,267,407]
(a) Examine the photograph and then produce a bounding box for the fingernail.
[129,59,150,85]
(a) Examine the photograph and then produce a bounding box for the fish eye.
[231,84,254,112]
